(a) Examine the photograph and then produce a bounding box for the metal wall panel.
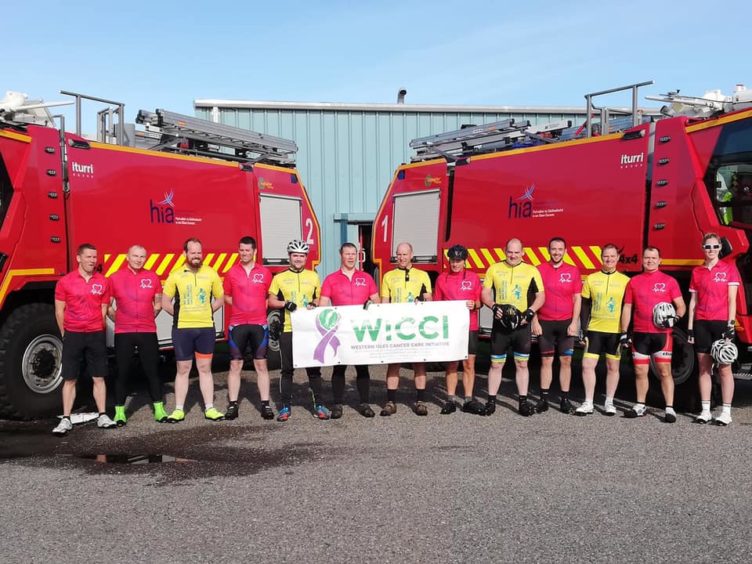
[196,105,582,276]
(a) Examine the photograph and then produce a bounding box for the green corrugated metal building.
[194,97,589,276]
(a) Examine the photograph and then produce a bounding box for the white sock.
[701,401,711,413]
[605,397,614,406]
[722,403,731,415]
[205,403,213,410]
[175,405,184,411]
[665,406,676,415]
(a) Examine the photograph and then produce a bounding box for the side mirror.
[720,237,733,259]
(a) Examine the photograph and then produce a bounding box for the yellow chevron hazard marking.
[494,248,506,261]
[171,255,186,272]
[467,248,485,269]
[144,254,159,270]
[589,246,603,266]
[571,246,595,270]
[105,254,127,277]
[212,253,227,271]
[203,253,215,269]
[524,248,541,266]
[104,254,111,262]
[480,248,497,268]
[156,254,174,276]
[537,247,550,261]
[223,254,238,272]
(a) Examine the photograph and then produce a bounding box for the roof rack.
[136,108,298,165]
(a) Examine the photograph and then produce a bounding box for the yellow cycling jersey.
[269,268,320,332]
[380,267,432,304]
[163,265,223,329]
[483,261,543,311]
[581,270,630,333]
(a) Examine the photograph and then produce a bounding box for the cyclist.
[223,236,274,421]
[268,240,330,422]
[621,246,686,422]
[108,245,166,425]
[379,242,432,416]
[319,242,380,418]
[532,237,582,414]
[52,243,116,435]
[161,238,225,422]
[433,244,484,415]
[576,244,629,416]
[688,233,740,425]
[481,238,545,417]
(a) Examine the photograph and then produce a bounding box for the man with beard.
[161,238,225,422]
[531,237,582,414]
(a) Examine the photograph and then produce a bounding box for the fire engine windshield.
[715,164,752,226]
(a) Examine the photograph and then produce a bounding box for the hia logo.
[508,184,535,219]
[150,191,175,224]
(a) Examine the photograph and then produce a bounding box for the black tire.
[649,326,698,411]
[0,303,63,419]
[266,309,282,370]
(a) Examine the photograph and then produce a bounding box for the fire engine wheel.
[266,309,282,370]
[0,303,63,419]
[649,326,698,411]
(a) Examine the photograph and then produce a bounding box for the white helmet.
[286,239,309,254]
[710,339,738,365]
[652,302,677,329]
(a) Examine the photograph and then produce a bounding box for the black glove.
[363,299,373,310]
[522,308,535,323]
[284,301,297,312]
[687,329,695,344]
[492,304,503,320]
[723,321,735,340]
[619,332,631,351]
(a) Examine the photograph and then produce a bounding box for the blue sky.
[3,0,748,125]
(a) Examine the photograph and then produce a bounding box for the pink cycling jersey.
[537,262,582,322]
[624,270,682,334]
[434,270,481,331]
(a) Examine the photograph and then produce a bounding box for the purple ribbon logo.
[314,309,341,362]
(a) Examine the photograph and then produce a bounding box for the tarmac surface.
[2,356,752,563]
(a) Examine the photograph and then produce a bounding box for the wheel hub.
[22,335,63,393]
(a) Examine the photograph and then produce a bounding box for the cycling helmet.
[652,302,677,329]
[498,304,522,331]
[286,239,309,255]
[710,339,738,365]
[447,244,469,261]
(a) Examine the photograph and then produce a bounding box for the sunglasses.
[703,244,721,250]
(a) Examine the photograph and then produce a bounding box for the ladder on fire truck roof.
[409,118,573,162]
[135,108,298,165]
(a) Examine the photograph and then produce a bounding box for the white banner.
[292,301,470,367]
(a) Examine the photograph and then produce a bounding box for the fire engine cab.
[0,90,320,419]
[373,81,752,406]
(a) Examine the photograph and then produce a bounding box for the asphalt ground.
[2,354,752,563]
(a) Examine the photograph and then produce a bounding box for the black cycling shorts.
[632,332,672,365]
[468,331,479,356]
[491,321,531,363]
[694,320,727,354]
[538,319,575,357]
[61,331,107,380]
[584,331,620,360]
[229,324,268,360]
[172,327,215,361]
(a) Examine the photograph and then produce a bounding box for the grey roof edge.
[194,98,659,115]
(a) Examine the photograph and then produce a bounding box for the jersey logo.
[653,282,666,293]
[354,277,367,287]
[713,271,727,283]
[513,284,522,300]
[460,280,472,291]
[252,273,266,284]
[559,272,572,283]
[140,278,153,289]
[91,283,104,295]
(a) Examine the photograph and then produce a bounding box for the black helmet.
[447,244,468,261]
[498,305,522,331]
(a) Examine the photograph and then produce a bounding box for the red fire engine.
[373,81,752,405]
[0,90,320,419]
